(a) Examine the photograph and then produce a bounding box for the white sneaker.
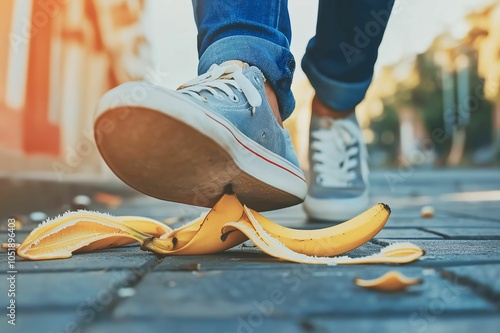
[304,112,369,221]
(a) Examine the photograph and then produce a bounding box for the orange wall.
[22,0,60,155]
[0,0,22,152]
[0,0,60,156]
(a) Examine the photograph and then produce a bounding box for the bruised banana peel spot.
[11,194,424,264]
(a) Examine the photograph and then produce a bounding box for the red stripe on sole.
[204,113,306,183]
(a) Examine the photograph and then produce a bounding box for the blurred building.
[0,0,150,176]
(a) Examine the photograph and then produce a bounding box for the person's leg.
[192,0,295,122]
[303,0,393,115]
[94,0,307,211]
[302,0,394,221]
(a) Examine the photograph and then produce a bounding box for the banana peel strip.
[12,211,171,260]
[355,271,423,292]
[6,194,424,264]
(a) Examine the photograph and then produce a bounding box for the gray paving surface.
[1,169,500,333]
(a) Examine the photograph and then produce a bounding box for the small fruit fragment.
[94,192,123,209]
[355,271,422,292]
[420,205,435,218]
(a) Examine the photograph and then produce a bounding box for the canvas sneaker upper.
[176,62,301,169]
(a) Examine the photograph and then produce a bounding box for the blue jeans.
[192,0,394,120]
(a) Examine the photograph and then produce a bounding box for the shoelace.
[177,64,262,115]
[310,118,365,187]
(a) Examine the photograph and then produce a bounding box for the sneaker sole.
[304,190,370,222]
[94,82,307,211]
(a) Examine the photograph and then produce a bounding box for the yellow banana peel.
[13,212,171,260]
[355,271,423,291]
[4,193,424,265]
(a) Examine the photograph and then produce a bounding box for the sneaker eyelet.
[261,131,266,139]
[231,95,240,103]
[253,76,261,85]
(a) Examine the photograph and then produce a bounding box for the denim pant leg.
[302,0,394,111]
[192,0,296,120]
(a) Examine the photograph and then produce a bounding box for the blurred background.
[0,0,499,181]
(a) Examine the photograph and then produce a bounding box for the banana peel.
[12,212,171,260]
[4,193,424,265]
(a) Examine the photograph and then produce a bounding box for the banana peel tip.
[380,203,391,213]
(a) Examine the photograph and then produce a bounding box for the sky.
[143,0,495,88]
